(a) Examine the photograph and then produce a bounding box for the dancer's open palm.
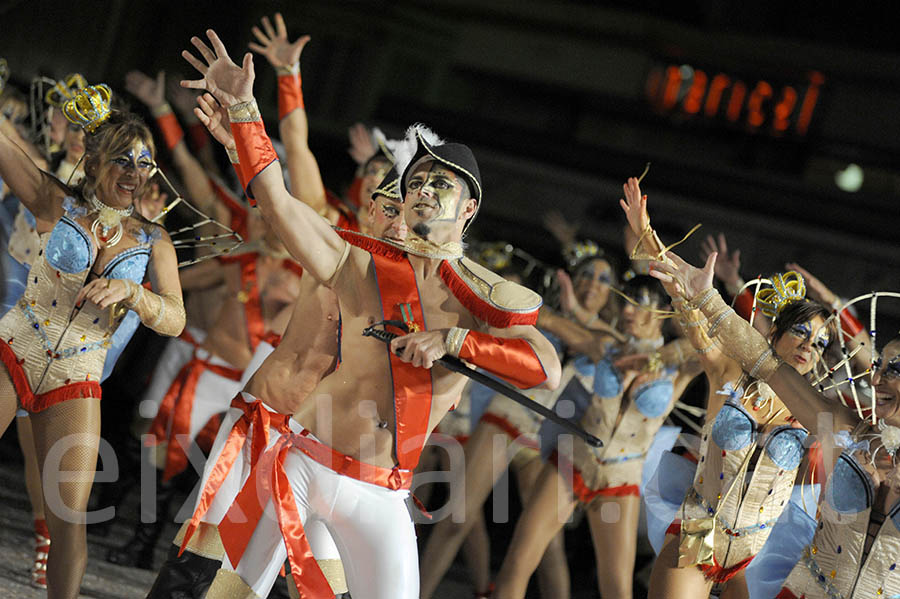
[181,29,255,107]
[649,251,716,300]
[248,13,310,69]
[193,93,234,149]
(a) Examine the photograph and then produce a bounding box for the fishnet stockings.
[16,415,46,519]
[30,396,102,599]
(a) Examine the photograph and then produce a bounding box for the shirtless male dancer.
[166,29,562,599]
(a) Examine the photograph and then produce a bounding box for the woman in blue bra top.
[621,178,837,599]
[649,239,900,598]
[0,88,185,598]
[494,274,698,599]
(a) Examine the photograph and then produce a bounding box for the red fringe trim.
[336,229,406,261]
[776,588,799,599]
[550,450,640,503]
[438,262,538,328]
[698,555,753,583]
[0,342,102,412]
[481,413,539,450]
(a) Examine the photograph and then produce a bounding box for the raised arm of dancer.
[125,70,229,225]
[183,29,346,284]
[249,13,332,218]
[649,250,858,433]
[0,118,64,222]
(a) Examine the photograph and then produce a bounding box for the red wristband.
[277,73,304,121]
[229,115,277,204]
[458,330,547,389]
[155,111,184,151]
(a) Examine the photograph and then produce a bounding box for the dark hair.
[771,299,836,346]
[74,110,155,197]
[622,274,666,308]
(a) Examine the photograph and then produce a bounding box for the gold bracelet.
[688,288,718,312]
[275,63,300,76]
[445,327,469,358]
[227,99,261,123]
[151,103,174,118]
[124,280,144,308]
[226,146,240,164]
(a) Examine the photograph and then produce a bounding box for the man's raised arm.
[182,29,347,285]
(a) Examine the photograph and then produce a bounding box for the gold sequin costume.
[552,340,677,502]
[0,196,183,412]
[780,432,900,599]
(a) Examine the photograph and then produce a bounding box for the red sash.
[146,353,243,482]
[218,430,413,599]
[180,394,292,554]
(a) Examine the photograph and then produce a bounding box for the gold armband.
[226,146,240,164]
[445,327,469,358]
[695,290,782,381]
[227,99,262,123]
[123,280,185,337]
[275,63,300,76]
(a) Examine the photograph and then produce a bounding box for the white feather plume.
[391,123,444,179]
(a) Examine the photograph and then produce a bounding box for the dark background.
[3,1,899,317]
[1,1,899,597]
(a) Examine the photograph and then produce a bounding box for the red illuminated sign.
[645,64,823,136]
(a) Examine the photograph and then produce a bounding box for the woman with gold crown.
[637,205,900,596]
[0,82,185,598]
[619,178,841,598]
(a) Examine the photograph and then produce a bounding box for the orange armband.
[153,104,184,151]
[227,100,278,204]
[446,328,547,389]
[276,64,304,121]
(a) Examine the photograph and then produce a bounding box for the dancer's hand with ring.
[77,278,131,308]
[390,330,448,369]
[649,251,716,301]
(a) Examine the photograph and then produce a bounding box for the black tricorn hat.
[371,168,402,202]
[400,128,483,229]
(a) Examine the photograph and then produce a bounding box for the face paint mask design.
[789,322,830,353]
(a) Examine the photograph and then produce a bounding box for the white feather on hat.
[392,123,443,180]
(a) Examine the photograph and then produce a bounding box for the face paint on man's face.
[405,161,467,236]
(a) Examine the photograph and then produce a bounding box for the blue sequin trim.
[688,487,778,537]
[711,400,757,451]
[800,549,842,599]
[763,425,808,470]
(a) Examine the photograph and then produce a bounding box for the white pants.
[191,393,346,587]
[221,430,419,599]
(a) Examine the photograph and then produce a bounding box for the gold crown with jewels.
[62,83,112,133]
[45,73,87,108]
[755,271,807,318]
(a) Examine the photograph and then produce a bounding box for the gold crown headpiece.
[755,271,807,318]
[474,241,515,271]
[62,83,112,134]
[0,59,9,95]
[564,239,604,269]
[45,73,87,108]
